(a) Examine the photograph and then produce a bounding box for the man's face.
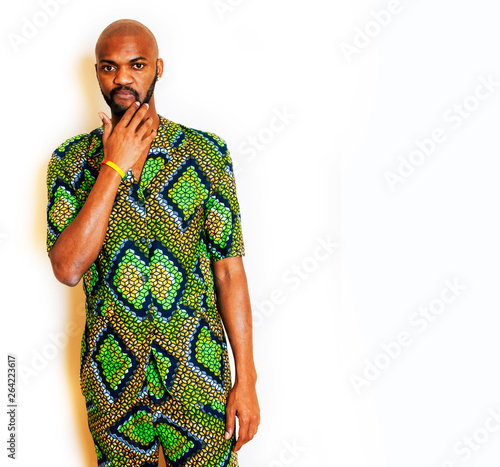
[95,34,159,118]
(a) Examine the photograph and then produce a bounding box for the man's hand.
[99,101,156,173]
[225,380,260,452]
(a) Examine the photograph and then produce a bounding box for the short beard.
[101,67,158,118]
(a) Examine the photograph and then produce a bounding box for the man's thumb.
[225,407,235,440]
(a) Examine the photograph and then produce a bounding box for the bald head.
[95,19,158,61]
[94,19,164,120]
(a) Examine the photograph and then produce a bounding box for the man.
[46,19,259,467]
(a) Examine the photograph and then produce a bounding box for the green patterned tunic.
[46,116,244,464]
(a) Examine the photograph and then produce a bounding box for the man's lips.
[113,90,135,100]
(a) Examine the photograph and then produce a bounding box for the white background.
[1,0,499,466]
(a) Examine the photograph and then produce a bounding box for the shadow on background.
[36,168,96,466]
[34,54,100,465]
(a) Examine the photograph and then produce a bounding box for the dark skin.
[48,20,259,452]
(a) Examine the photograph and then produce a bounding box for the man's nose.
[113,67,133,85]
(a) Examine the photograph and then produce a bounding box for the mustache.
[110,86,140,100]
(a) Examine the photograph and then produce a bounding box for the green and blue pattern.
[46,116,243,466]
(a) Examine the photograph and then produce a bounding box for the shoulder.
[174,122,233,177]
[51,132,93,162]
[47,129,102,183]
[182,125,228,152]
[176,122,228,157]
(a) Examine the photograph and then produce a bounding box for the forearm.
[213,257,257,384]
[49,165,122,286]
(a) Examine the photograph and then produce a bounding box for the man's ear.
[156,58,164,79]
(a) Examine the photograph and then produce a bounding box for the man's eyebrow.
[99,57,148,65]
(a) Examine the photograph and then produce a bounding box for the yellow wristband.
[101,159,126,179]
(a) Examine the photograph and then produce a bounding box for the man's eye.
[134,63,145,69]
[102,66,114,72]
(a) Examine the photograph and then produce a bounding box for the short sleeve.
[204,147,245,262]
[46,151,83,255]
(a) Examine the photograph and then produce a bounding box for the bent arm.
[49,165,121,287]
[48,102,157,287]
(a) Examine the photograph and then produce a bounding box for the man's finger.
[233,414,251,452]
[138,117,154,140]
[225,405,236,441]
[128,102,150,130]
[248,415,259,440]
[99,112,112,145]
[115,100,141,128]
[144,127,157,143]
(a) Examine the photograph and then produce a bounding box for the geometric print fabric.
[87,356,238,466]
[46,116,245,466]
